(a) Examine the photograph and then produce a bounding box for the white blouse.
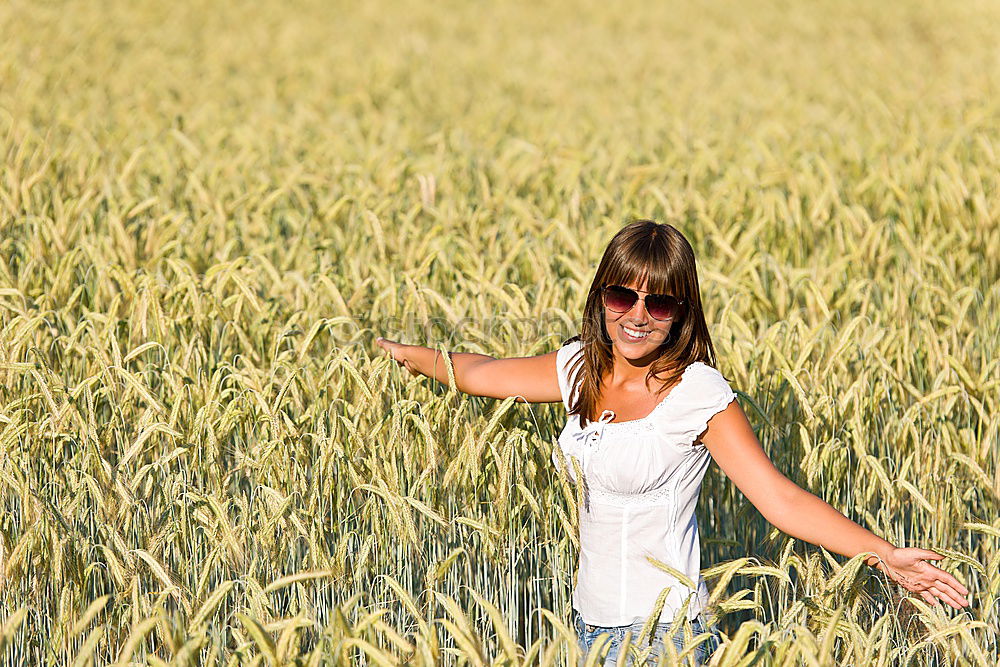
[552,339,736,627]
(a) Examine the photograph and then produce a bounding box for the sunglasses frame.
[600,284,687,322]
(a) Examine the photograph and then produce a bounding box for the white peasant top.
[552,339,736,627]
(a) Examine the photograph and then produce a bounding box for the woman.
[376,220,970,665]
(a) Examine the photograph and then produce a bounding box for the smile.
[621,325,650,341]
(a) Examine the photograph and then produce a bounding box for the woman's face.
[602,278,676,361]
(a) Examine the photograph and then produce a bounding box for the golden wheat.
[0,0,997,664]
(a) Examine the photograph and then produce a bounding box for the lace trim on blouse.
[588,484,675,508]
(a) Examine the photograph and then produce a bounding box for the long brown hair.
[563,220,717,427]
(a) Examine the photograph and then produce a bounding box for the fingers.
[375,337,405,363]
[892,550,972,610]
[927,583,967,610]
[918,590,940,607]
[929,567,970,597]
[937,569,970,597]
[932,580,971,608]
[918,572,970,609]
[925,562,971,605]
[909,552,972,608]
[910,569,971,609]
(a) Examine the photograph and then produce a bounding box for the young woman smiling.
[376,219,970,665]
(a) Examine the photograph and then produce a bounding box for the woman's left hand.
[875,547,971,610]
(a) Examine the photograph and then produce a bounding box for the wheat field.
[0,0,998,664]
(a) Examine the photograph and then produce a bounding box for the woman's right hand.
[376,337,420,376]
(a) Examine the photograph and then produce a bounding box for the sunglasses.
[601,285,687,321]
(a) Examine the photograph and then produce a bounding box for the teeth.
[622,326,649,340]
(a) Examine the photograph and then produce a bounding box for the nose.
[626,296,648,322]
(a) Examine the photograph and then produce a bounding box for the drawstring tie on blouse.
[586,409,616,448]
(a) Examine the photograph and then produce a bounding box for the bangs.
[601,236,686,298]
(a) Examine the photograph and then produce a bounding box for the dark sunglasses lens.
[646,294,684,320]
[604,286,638,312]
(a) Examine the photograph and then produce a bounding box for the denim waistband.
[574,609,714,635]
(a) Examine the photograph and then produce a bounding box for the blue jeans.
[573,610,722,666]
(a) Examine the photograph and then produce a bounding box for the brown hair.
[563,220,718,427]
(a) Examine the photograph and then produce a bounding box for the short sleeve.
[665,363,737,448]
[555,339,584,412]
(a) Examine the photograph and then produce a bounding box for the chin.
[613,338,661,357]
[618,347,650,360]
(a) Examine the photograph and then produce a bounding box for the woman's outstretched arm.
[701,401,971,610]
[375,337,563,403]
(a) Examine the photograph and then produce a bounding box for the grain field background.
[0,0,998,664]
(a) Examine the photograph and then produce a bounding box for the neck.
[607,347,659,384]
